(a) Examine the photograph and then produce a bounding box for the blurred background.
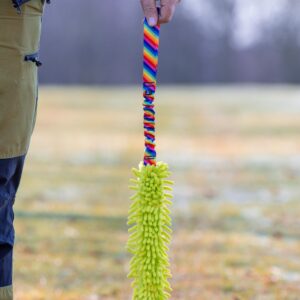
[39,0,300,84]
[14,0,300,299]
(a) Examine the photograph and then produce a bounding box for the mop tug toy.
[127,3,174,300]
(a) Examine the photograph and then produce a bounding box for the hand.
[141,0,180,26]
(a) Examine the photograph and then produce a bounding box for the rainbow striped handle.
[143,19,160,166]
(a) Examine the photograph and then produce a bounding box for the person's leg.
[0,155,26,299]
[0,1,45,298]
[0,250,13,300]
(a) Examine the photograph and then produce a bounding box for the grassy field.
[14,86,300,300]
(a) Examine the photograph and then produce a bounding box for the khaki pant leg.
[0,285,13,300]
[0,0,44,159]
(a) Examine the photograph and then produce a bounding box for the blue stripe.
[144,40,158,57]
[144,117,155,122]
[143,98,154,103]
[145,149,156,156]
[143,108,156,114]
[144,125,156,131]
[144,63,157,79]
[144,20,160,36]
[145,135,155,142]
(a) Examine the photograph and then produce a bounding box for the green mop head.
[127,162,173,300]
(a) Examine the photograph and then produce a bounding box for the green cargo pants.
[0,0,44,159]
[0,1,44,299]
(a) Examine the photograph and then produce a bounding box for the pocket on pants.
[24,51,42,133]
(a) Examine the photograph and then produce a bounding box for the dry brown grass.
[14,86,300,299]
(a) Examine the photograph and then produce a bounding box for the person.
[0,0,180,299]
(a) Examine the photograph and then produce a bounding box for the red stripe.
[144,123,155,128]
[143,74,155,84]
[144,158,156,166]
[144,112,155,118]
[144,50,157,66]
[144,55,156,72]
[143,74,151,81]
[145,142,155,150]
[144,34,158,51]
[145,121,155,125]
[145,131,155,139]
[144,30,159,48]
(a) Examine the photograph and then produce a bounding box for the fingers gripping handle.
[143,19,160,166]
[156,0,161,16]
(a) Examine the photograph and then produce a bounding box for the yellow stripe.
[144,46,158,59]
[144,71,156,83]
[145,26,159,45]
[144,50,157,66]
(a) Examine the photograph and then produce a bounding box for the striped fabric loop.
[143,19,160,166]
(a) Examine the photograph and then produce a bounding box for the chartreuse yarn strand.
[127,16,174,300]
